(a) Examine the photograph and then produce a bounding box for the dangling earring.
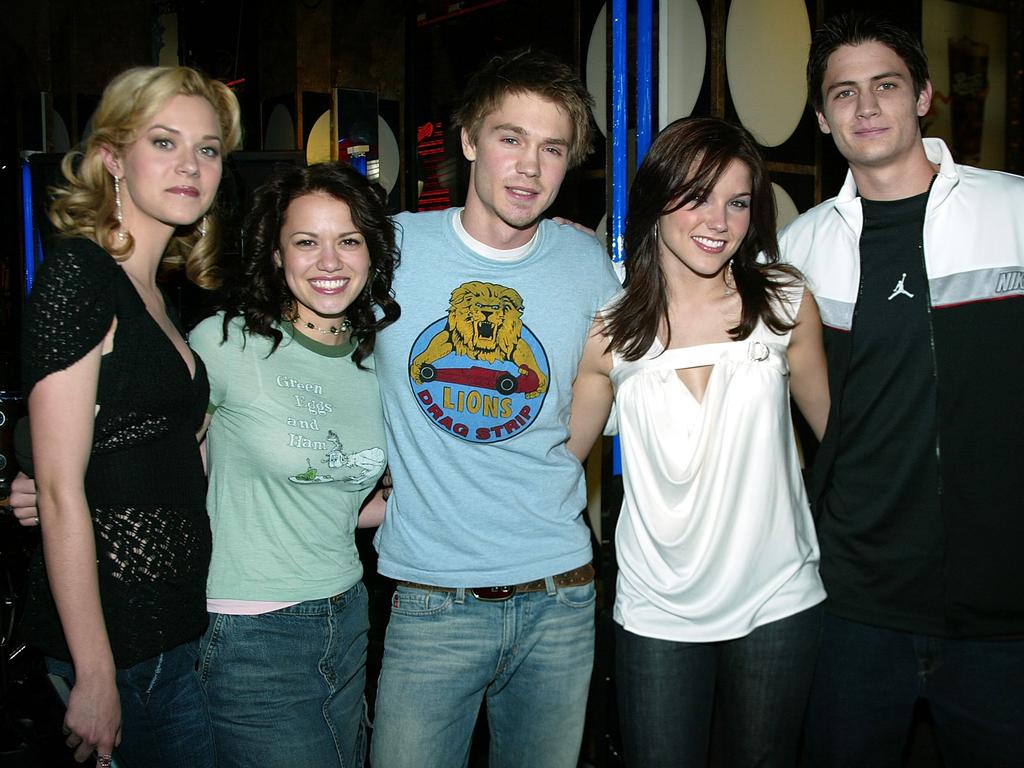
[113,176,129,242]
[724,259,736,296]
[198,215,209,238]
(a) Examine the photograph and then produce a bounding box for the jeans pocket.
[556,581,597,609]
[180,638,201,671]
[198,613,225,683]
[389,586,454,617]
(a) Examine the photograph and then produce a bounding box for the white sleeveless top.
[611,291,825,642]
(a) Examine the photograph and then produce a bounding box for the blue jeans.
[806,613,1024,768]
[47,639,214,768]
[370,578,596,768]
[615,603,823,768]
[198,582,369,768]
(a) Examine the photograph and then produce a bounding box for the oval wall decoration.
[585,4,609,137]
[377,115,400,195]
[306,111,331,166]
[772,182,801,231]
[659,0,706,126]
[725,0,811,147]
[265,104,296,151]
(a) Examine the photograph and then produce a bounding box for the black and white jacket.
[780,138,1024,637]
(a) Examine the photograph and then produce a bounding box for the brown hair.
[604,117,801,361]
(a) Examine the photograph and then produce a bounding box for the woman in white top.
[569,117,830,767]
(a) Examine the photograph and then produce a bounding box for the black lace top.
[21,238,212,668]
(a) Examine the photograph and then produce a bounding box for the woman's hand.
[30,339,123,767]
[63,670,122,763]
[9,472,39,527]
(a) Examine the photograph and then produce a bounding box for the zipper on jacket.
[919,223,950,630]
[918,236,943,500]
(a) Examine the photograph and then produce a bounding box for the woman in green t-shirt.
[190,162,399,768]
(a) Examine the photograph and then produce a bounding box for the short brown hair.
[452,49,595,168]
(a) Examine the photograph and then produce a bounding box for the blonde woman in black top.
[20,66,239,768]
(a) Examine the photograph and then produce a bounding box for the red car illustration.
[418,364,540,395]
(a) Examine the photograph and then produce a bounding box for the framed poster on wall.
[921,0,1023,172]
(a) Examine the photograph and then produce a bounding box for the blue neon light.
[21,159,37,295]
[610,0,627,269]
[610,0,629,474]
[636,0,653,160]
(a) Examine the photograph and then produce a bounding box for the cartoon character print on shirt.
[409,280,550,443]
[321,429,385,483]
[287,430,385,486]
[278,370,384,485]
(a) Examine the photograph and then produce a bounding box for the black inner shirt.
[819,188,947,633]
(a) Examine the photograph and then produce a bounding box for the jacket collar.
[833,138,961,232]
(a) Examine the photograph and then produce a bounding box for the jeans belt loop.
[544,575,557,596]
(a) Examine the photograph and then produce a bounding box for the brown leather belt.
[398,563,595,602]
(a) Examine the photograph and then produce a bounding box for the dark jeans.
[199,584,369,768]
[806,613,1024,768]
[615,603,823,768]
[47,638,214,768]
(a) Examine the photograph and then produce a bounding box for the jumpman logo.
[888,273,915,301]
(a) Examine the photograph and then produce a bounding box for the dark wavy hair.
[220,162,400,368]
[807,12,930,114]
[604,117,800,362]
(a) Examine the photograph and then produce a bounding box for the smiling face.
[816,41,932,175]
[105,94,224,238]
[274,192,371,340]
[460,91,573,248]
[658,158,752,287]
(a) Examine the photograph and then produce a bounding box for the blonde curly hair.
[48,66,242,289]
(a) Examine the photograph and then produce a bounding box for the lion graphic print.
[408,280,550,443]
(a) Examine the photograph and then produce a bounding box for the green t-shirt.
[190,313,386,601]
